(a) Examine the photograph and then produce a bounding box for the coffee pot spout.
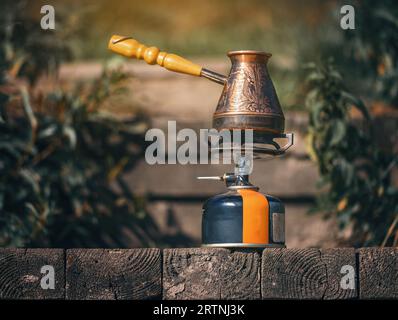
[108,35,227,85]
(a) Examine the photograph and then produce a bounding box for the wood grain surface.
[163,248,261,299]
[0,248,64,299]
[321,248,357,299]
[358,247,397,299]
[0,247,396,300]
[66,249,161,300]
[261,248,358,299]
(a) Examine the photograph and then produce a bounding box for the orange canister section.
[237,189,269,244]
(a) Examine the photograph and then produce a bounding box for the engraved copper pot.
[212,51,284,134]
[108,36,292,151]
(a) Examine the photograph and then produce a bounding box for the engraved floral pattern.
[215,62,281,115]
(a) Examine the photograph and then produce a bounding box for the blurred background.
[0,0,397,248]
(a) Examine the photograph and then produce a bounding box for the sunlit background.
[0,0,397,248]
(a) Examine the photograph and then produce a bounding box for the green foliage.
[0,0,195,248]
[343,0,398,106]
[305,60,398,246]
[0,62,169,247]
[0,1,72,85]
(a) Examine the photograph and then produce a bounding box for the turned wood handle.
[108,35,202,77]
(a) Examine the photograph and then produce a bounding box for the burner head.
[208,130,294,159]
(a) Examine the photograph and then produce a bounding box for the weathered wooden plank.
[221,249,261,300]
[321,248,357,299]
[0,247,395,300]
[66,249,161,300]
[358,247,397,299]
[0,248,65,300]
[261,248,326,299]
[261,248,357,299]
[163,248,260,300]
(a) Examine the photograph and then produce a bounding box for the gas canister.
[199,173,285,248]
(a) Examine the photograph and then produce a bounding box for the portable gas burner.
[108,35,294,248]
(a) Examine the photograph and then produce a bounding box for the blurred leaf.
[305,60,398,246]
[0,4,182,248]
[341,91,371,121]
[329,120,346,146]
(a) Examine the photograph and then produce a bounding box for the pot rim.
[228,50,272,57]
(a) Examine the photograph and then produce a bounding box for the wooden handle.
[108,35,202,77]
